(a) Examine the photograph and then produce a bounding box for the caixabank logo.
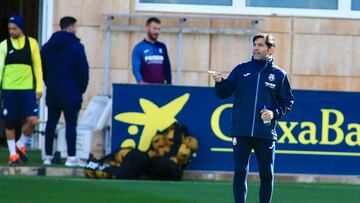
[114,93,190,151]
[210,106,360,154]
[112,84,360,175]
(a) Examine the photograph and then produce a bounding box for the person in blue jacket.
[132,17,171,84]
[209,33,294,203]
[41,16,89,167]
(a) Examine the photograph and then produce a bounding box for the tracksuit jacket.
[41,31,89,107]
[215,57,294,140]
[132,39,171,84]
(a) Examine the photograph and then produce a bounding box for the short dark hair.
[146,17,161,26]
[60,16,77,30]
[253,33,276,49]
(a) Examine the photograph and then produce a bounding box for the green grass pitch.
[0,175,359,203]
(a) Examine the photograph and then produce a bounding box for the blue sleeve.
[131,45,143,83]
[271,74,294,119]
[215,66,238,99]
[75,44,89,94]
[40,46,48,86]
[162,44,172,84]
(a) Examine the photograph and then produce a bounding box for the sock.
[17,134,30,148]
[44,155,53,160]
[7,139,16,156]
[67,156,76,161]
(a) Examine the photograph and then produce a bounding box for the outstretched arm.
[210,67,238,99]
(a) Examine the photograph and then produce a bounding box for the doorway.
[0,0,40,41]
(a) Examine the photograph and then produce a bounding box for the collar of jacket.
[251,56,273,71]
[143,38,158,45]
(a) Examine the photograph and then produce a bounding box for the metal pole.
[176,17,186,85]
[104,16,113,95]
[249,20,259,58]
[38,0,53,154]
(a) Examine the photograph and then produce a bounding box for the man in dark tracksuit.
[41,16,89,166]
[210,33,294,203]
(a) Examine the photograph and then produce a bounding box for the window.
[140,0,232,6]
[246,0,338,10]
[137,0,360,18]
[352,0,360,11]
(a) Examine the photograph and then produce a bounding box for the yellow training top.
[0,35,43,93]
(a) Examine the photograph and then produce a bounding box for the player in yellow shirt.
[0,15,43,165]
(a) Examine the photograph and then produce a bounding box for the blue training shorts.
[1,90,38,120]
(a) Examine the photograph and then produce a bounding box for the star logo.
[114,93,190,151]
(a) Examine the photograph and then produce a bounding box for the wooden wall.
[53,0,360,108]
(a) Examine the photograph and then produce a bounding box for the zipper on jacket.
[251,63,267,137]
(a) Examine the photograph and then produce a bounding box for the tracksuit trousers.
[232,136,275,203]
